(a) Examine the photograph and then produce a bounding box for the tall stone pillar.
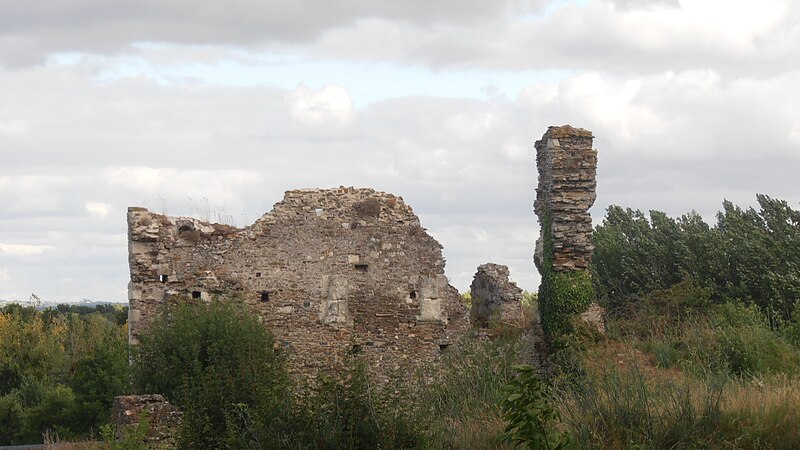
[534,125,597,347]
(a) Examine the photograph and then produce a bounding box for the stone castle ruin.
[127,125,600,385]
[121,125,600,438]
[127,187,468,381]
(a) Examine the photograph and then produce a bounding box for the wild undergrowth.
[557,281,800,450]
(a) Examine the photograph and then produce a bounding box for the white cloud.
[287,84,356,133]
[0,268,9,282]
[0,119,29,136]
[0,243,54,256]
[85,201,112,219]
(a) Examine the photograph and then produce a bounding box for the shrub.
[132,299,292,449]
[501,365,571,450]
[298,360,425,450]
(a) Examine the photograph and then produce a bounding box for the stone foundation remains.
[469,263,524,327]
[127,187,468,383]
[112,394,181,448]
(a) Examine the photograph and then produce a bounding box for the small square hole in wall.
[260,291,270,302]
[255,272,262,278]
[409,290,417,299]
[192,291,201,299]
[351,344,362,355]
[354,264,368,272]
[159,275,168,283]
[439,343,450,353]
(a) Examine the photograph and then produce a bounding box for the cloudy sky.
[1,0,799,302]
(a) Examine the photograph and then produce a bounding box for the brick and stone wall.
[469,263,524,327]
[127,187,468,384]
[534,125,597,272]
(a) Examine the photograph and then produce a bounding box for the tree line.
[592,194,800,328]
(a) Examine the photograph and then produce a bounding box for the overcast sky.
[1,0,799,302]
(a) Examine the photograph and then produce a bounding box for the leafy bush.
[132,299,292,449]
[501,365,571,450]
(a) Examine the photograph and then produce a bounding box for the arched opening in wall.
[192,291,201,299]
[159,275,168,283]
[260,291,270,302]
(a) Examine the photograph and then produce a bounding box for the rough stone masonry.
[469,263,524,328]
[127,187,468,383]
[533,125,597,273]
[534,125,601,340]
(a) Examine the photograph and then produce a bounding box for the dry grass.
[559,338,800,450]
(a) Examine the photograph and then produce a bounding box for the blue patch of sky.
[49,49,571,108]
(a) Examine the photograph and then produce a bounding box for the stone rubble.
[111,394,181,448]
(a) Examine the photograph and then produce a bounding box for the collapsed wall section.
[469,263,524,328]
[127,187,468,383]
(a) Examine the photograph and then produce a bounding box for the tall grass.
[559,362,800,450]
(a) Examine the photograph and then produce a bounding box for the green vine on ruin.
[539,213,595,353]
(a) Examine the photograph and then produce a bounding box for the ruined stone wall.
[534,126,599,347]
[534,125,597,272]
[128,187,468,384]
[469,263,524,327]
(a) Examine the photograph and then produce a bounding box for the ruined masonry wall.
[534,126,597,272]
[128,187,469,384]
[469,263,524,327]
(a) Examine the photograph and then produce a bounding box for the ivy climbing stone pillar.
[534,125,597,349]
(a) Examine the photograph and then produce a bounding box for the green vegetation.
[0,302,129,445]
[592,194,800,326]
[501,364,570,450]
[539,212,596,366]
[132,299,292,449]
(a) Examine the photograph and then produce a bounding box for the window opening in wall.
[159,275,168,283]
[354,264,369,272]
[255,272,262,277]
[409,290,417,299]
[439,343,450,352]
[260,291,270,302]
[192,291,201,299]
[351,344,362,354]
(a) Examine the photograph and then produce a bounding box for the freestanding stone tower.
[533,126,598,346]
